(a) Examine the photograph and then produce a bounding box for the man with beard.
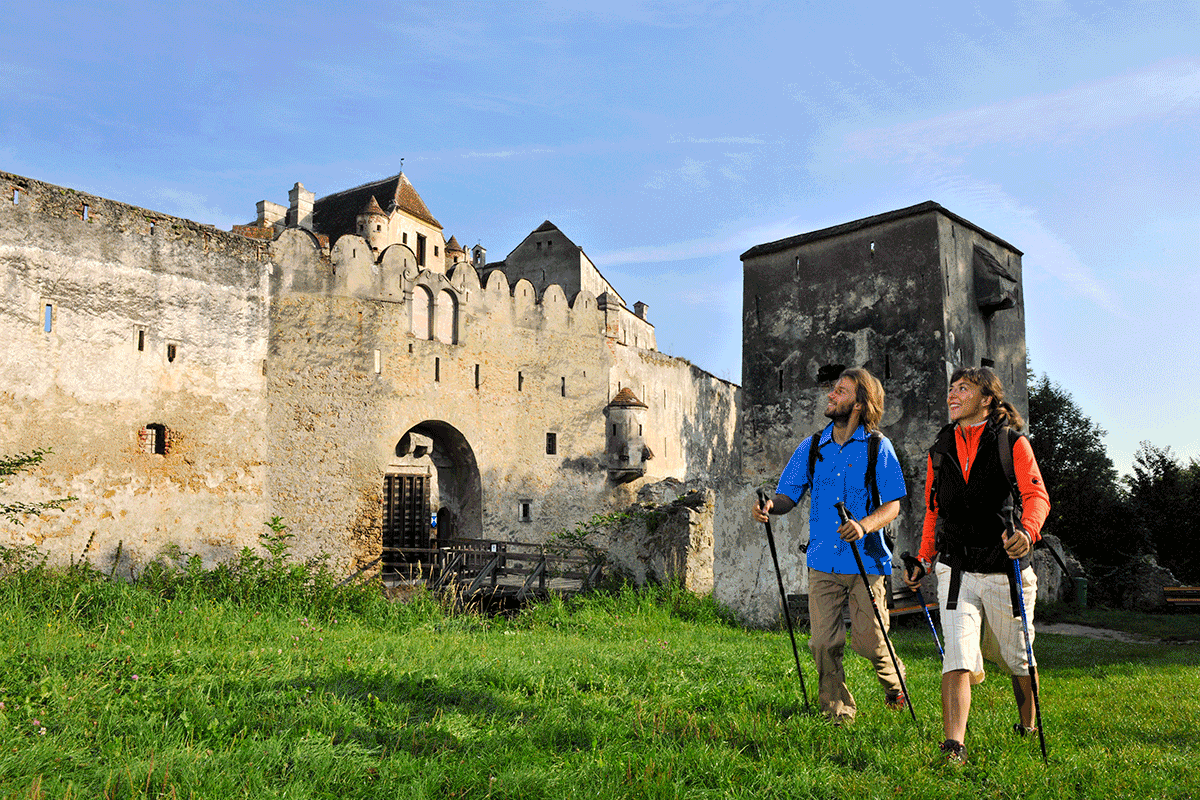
[752,368,908,723]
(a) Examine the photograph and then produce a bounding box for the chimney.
[634,301,649,321]
[257,200,287,230]
[287,182,314,230]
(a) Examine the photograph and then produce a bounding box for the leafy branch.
[1,449,76,525]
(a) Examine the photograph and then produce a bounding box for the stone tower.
[736,201,1027,597]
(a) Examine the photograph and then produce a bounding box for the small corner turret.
[604,388,653,483]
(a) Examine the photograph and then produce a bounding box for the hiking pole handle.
[900,551,924,583]
[834,502,917,721]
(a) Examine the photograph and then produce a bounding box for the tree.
[1125,442,1200,584]
[1027,375,1129,567]
[1,449,74,525]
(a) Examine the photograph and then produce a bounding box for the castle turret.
[604,388,653,482]
[445,235,465,268]
[357,195,388,252]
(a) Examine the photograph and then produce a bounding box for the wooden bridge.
[344,538,604,607]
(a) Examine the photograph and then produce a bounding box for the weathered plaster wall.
[0,171,270,572]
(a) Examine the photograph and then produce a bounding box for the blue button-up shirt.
[776,423,907,575]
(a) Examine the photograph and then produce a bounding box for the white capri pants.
[936,562,1037,677]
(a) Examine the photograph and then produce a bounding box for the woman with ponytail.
[904,366,1050,763]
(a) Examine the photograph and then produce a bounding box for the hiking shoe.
[1013,723,1037,737]
[939,739,967,764]
[885,690,907,710]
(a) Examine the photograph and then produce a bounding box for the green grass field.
[0,556,1196,799]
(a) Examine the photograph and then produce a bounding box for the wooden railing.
[374,539,603,601]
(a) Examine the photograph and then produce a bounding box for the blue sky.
[3,1,1198,475]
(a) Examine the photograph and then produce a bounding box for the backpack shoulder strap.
[865,430,882,509]
[997,426,1021,494]
[805,431,823,485]
[927,423,956,512]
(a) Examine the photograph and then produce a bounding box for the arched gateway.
[382,421,482,576]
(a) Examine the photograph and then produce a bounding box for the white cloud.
[926,174,1125,316]
[644,157,711,191]
[845,58,1200,158]
[594,216,806,267]
[461,148,554,159]
[668,135,766,144]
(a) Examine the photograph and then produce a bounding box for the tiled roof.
[608,388,648,408]
[445,235,463,251]
[312,173,442,241]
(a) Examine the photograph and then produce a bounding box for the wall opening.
[519,500,532,523]
[546,432,557,455]
[434,357,440,382]
[817,364,845,384]
[140,423,170,455]
[167,343,177,363]
[518,371,524,391]
[560,377,566,397]
[43,304,52,333]
[136,328,145,352]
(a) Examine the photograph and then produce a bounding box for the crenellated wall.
[0,167,740,583]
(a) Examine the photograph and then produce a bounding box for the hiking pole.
[900,551,944,660]
[834,502,916,722]
[1012,558,1048,761]
[756,489,811,710]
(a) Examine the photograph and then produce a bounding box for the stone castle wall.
[0,170,740,581]
[0,171,272,574]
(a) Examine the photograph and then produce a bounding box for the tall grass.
[0,535,1196,799]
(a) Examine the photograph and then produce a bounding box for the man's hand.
[1002,528,1032,558]
[751,496,773,524]
[837,518,865,542]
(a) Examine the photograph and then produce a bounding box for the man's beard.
[825,402,853,423]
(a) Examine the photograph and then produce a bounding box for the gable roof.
[311,173,442,240]
[739,201,1021,260]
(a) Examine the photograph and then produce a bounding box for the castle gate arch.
[383,420,482,575]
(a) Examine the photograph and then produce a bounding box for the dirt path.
[1038,622,1195,644]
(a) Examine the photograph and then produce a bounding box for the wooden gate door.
[382,474,430,575]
